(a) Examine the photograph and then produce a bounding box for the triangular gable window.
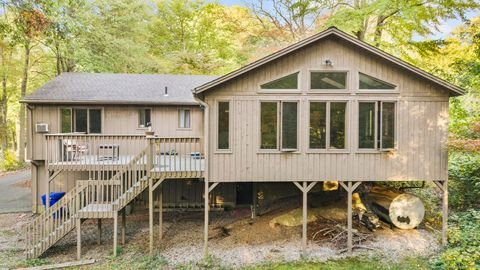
[359,73,396,90]
[260,72,298,90]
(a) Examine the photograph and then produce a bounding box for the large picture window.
[260,101,298,150]
[358,101,395,150]
[60,108,102,134]
[218,102,230,150]
[309,102,347,149]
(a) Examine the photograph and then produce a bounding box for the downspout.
[193,92,209,183]
[27,105,37,213]
[30,160,40,213]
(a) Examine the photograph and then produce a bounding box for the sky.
[216,0,479,40]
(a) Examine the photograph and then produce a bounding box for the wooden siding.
[204,37,449,182]
[28,105,203,161]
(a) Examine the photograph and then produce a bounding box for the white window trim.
[177,108,192,130]
[257,70,302,94]
[356,100,397,153]
[306,100,350,153]
[308,69,351,94]
[58,107,104,134]
[258,100,300,153]
[215,100,233,153]
[137,107,152,130]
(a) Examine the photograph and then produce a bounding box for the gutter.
[19,99,200,106]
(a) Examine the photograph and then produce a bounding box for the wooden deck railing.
[44,134,205,177]
[45,134,148,170]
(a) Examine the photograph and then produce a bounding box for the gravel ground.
[0,205,440,269]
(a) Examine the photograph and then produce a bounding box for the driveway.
[0,169,31,213]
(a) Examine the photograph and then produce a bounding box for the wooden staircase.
[25,147,157,258]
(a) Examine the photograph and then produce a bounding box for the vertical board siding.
[206,36,450,183]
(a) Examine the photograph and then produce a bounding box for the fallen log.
[17,259,96,270]
[363,186,425,230]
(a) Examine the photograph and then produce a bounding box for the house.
[22,27,463,259]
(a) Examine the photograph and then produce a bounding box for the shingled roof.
[23,73,219,105]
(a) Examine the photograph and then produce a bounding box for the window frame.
[258,70,301,94]
[215,100,232,153]
[356,72,399,94]
[177,108,192,130]
[307,100,350,153]
[308,69,350,93]
[138,108,152,129]
[58,107,104,134]
[258,100,300,153]
[356,100,397,152]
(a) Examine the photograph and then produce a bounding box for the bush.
[0,150,24,172]
[435,210,480,269]
[448,152,480,209]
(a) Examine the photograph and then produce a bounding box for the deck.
[45,134,205,178]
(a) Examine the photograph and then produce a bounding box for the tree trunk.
[0,46,8,152]
[18,42,30,163]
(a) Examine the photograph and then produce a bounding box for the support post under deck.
[434,180,448,246]
[97,219,102,245]
[339,181,361,256]
[293,181,317,254]
[122,210,126,245]
[76,218,81,260]
[159,184,163,240]
[204,181,219,258]
[113,212,118,257]
[149,177,153,254]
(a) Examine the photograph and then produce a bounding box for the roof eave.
[20,99,200,106]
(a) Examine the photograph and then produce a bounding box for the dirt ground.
[0,200,441,269]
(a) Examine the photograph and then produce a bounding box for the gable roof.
[23,73,219,105]
[194,27,465,96]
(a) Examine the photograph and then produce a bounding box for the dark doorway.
[236,183,253,205]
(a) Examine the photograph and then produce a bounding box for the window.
[309,102,347,149]
[311,71,347,90]
[60,108,102,134]
[178,109,191,129]
[260,101,298,150]
[74,109,87,133]
[359,73,395,90]
[89,109,102,133]
[218,102,230,150]
[260,102,277,149]
[60,108,72,133]
[358,102,395,150]
[138,108,151,128]
[260,72,298,90]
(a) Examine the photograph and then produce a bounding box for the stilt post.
[442,179,448,246]
[122,209,126,245]
[113,212,118,257]
[159,183,163,240]
[149,177,153,254]
[76,218,81,260]
[302,181,307,253]
[97,219,102,245]
[203,180,209,257]
[347,181,353,256]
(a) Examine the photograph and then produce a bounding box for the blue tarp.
[41,192,66,207]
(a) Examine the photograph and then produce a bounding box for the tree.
[10,2,49,162]
[150,0,265,74]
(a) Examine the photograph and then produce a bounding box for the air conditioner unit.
[35,123,49,133]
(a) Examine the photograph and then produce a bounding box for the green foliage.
[249,256,431,270]
[448,152,480,210]
[0,149,24,172]
[14,258,49,268]
[435,210,480,270]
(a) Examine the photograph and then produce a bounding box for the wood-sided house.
[22,27,464,259]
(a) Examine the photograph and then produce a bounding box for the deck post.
[121,209,126,245]
[203,180,209,258]
[339,181,361,256]
[442,179,448,246]
[159,183,163,240]
[149,177,153,254]
[97,219,102,245]
[76,218,81,260]
[302,181,307,253]
[45,170,50,209]
[347,181,353,256]
[113,212,118,257]
[434,180,448,246]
